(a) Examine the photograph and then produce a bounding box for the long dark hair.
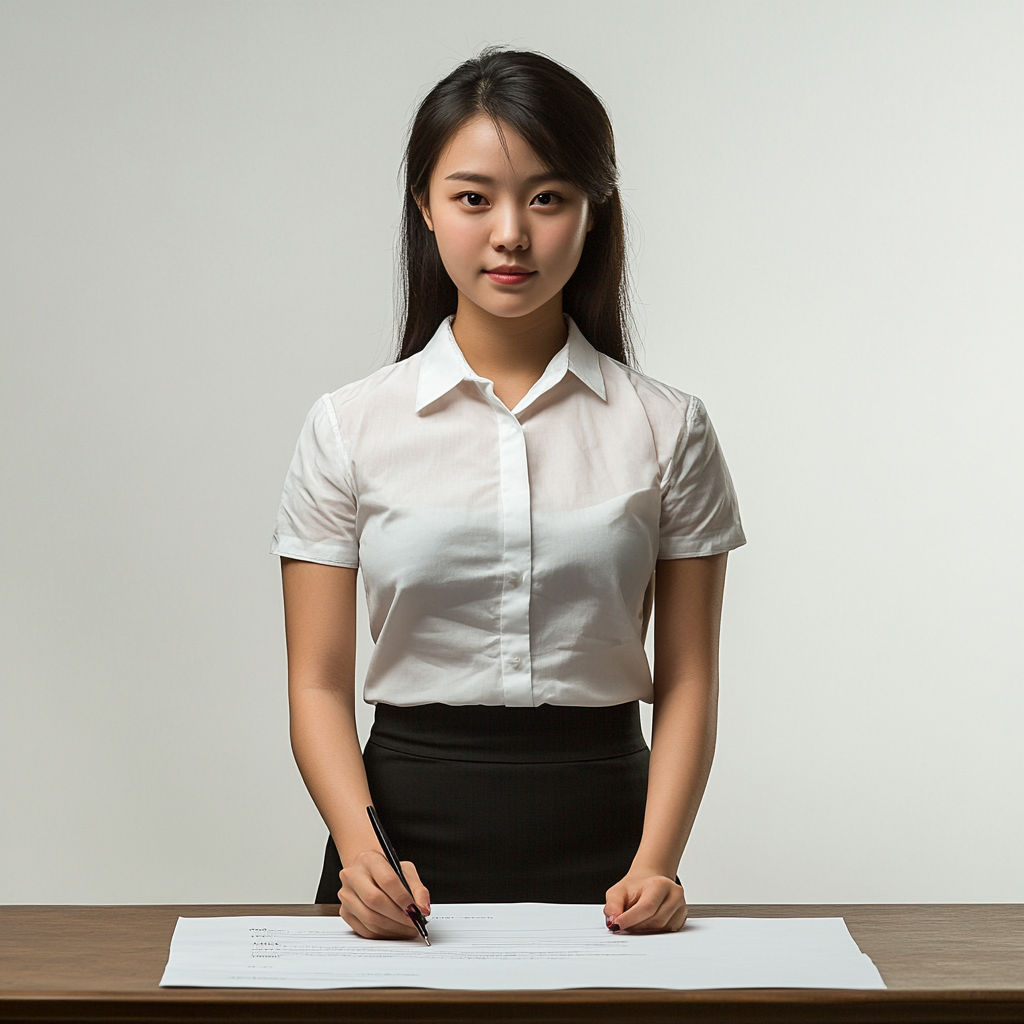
[397,48,635,366]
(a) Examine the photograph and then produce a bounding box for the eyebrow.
[443,171,567,186]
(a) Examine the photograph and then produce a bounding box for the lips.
[484,265,536,285]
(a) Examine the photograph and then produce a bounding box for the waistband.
[367,702,648,764]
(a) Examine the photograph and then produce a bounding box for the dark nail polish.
[609,923,620,932]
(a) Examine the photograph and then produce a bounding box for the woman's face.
[421,114,593,320]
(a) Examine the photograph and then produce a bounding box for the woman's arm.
[604,552,728,933]
[281,557,430,938]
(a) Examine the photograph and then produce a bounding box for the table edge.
[3,989,1024,1004]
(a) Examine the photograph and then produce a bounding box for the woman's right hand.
[336,851,431,939]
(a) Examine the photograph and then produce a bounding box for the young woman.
[271,49,745,940]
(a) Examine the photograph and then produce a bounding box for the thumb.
[401,860,431,916]
[603,880,629,925]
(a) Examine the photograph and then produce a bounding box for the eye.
[532,192,561,206]
[458,192,487,207]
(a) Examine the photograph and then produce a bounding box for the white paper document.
[159,904,885,991]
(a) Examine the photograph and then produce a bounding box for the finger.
[624,902,682,933]
[400,861,431,915]
[666,903,689,932]
[614,885,674,932]
[620,888,687,934]
[340,901,408,939]
[341,908,413,939]
[339,891,420,939]
[603,881,630,923]
[353,853,421,927]
[340,884,415,937]
[360,867,424,930]
[340,857,418,931]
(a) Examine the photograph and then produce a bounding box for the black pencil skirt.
[315,702,650,904]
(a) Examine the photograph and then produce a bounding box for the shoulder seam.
[319,393,357,486]
[685,394,703,431]
[320,392,345,448]
[662,396,703,494]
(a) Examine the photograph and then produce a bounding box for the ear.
[416,192,434,233]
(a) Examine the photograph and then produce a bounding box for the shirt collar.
[414,316,607,414]
[564,316,607,401]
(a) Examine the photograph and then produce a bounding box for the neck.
[451,292,568,409]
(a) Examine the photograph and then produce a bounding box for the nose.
[490,201,529,253]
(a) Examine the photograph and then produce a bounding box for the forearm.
[289,685,381,865]
[282,560,378,865]
[632,675,718,877]
[282,560,430,934]
[630,553,727,881]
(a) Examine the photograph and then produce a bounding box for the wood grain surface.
[1,903,1021,1023]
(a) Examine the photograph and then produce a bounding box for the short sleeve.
[269,396,359,567]
[658,397,746,559]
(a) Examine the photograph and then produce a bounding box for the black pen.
[366,805,430,946]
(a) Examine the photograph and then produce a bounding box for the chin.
[490,306,537,319]
[472,294,547,320]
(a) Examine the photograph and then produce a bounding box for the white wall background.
[1,0,1021,905]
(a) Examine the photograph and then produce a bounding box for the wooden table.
[1,904,1021,1022]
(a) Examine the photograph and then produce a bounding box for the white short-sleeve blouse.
[271,317,745,708]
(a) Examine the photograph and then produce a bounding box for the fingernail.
[609,924,620,932]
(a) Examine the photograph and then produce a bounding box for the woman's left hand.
[604,869,688,934]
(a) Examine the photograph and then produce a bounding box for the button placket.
[493,402,534,706]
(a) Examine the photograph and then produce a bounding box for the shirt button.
[507,571,521,587]
[509,656,522,670]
